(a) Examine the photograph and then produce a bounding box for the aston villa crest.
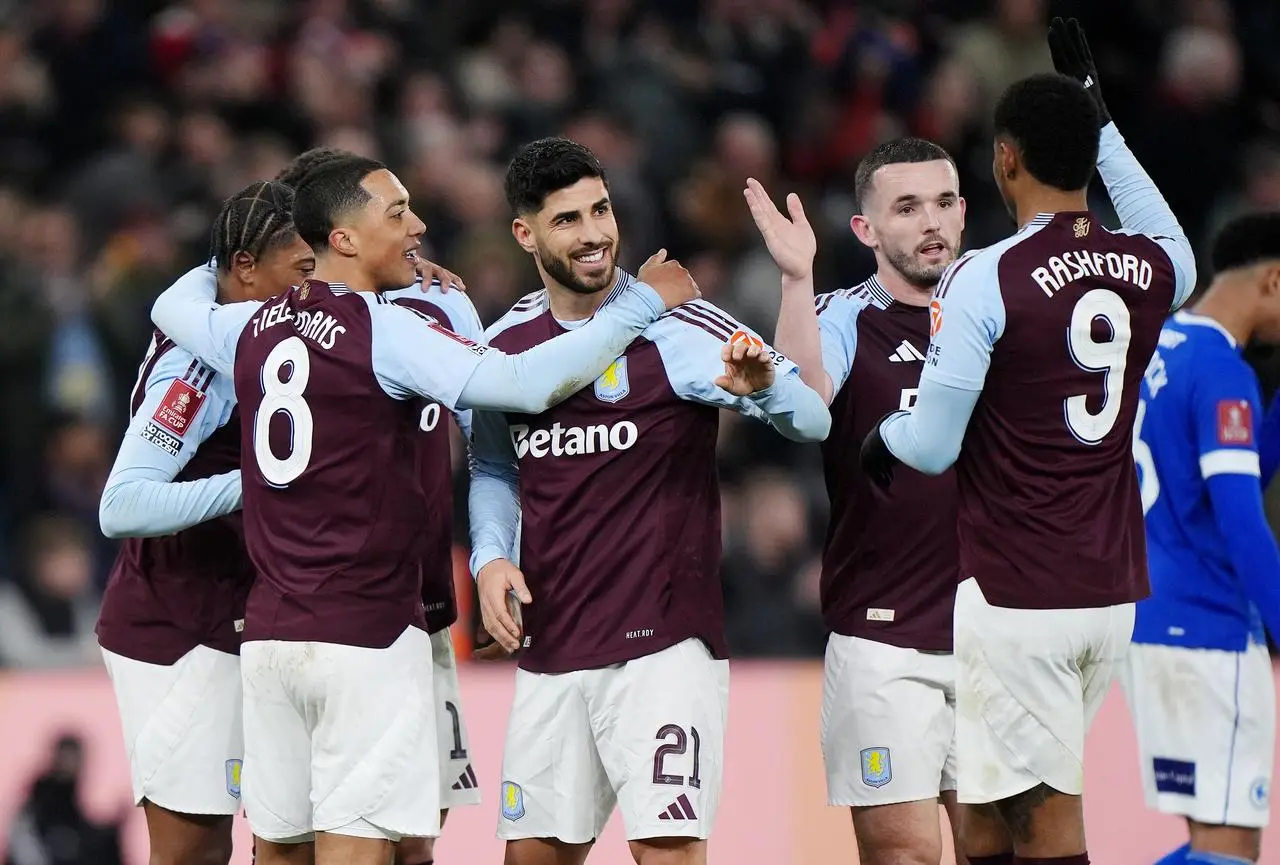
[594,357,630,403]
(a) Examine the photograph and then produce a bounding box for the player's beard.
[539,240,619,296]
[883,241,953,289]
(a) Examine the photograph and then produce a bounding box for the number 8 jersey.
[233,278,487,648]
[923,209,1192,610]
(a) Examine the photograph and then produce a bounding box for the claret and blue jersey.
[1132,311,1280,650]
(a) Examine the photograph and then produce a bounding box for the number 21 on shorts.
[653,724,702,788]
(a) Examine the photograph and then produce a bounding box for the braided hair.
[208,180,299,272]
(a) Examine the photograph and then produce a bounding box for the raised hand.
[637,248,700,310]
[743,177,817,281]
[417,257,466,292]
[715,331,776,396]
[475,558,529,654]
[1047,17,1111,127]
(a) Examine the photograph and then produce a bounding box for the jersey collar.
[1173,310,1238,349]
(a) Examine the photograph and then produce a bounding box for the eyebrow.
[385,197,408,212]
[550,197,611,223]
[891,191,958,206]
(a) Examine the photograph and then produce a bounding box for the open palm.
[743,177,817,280]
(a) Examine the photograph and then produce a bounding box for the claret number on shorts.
[653,724,702,788]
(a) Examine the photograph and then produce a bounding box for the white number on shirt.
[254,336,314,486]
[1065,289,1132,444]
[1132,398,1160,514]
[420,402,441,432]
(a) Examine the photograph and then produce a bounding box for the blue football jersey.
[1131,312,1266,650]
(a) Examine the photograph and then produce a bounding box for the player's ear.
[849,213,877,249]
[1261,261,1280,298]
[329,227,358,258]
[231,250,256,284]
[994,137,1017,181]
[957,196,968,231]
[511,218,536,255]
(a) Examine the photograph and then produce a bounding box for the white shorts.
[953,577,1134,804]
[240,625,439,843]
[821,634,957,807]
[431,629,481,810]
[1120,641,1274,828]
[498,638,729,844]
[102,644,243,816]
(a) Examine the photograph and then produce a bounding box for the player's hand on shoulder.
[476,558,530,654]
[742,177,816,281]
[637,249,700,310]
[716,331,776,396]
[416,257,466,292]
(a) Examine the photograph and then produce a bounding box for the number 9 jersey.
[922,209,1192,610]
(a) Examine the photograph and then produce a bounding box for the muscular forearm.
[773,274,833,404]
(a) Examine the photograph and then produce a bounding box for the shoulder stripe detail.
[934,253,978,300]
[685,300,743,333]
[669,305,734,340]
[667,309,733,341]
[512,289,549,312]
[603,269,632,306]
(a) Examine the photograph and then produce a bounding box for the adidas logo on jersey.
[888,340,926,363]
[510,421,639,459]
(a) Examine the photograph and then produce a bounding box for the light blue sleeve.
[1096,123,1198,309]
[373,281,666,413]
[815,292,864,394]
[879,377,982,475]
[648,302,830,442]
[98,350,241,539]
[149,265,262,377]
[918,252,1006,391]
[467,407,521,576]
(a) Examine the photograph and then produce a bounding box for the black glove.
[1047,16,1111,128]
[860,413,903,490]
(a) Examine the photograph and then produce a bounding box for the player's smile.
[571,244,612,273]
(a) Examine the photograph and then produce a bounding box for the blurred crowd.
[0,0,1277,664]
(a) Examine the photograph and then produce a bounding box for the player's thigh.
[1125,641,1274,828]
[628,836,707,865]
[594,638,730,842]
[141,800,234,865]
[504,838,594,865]
[821,634,954,810]
[850,800,944,865]
[102,645,244,818]
[431,628,481,809]
[241,639,316,844]
[499,667,612,845]
[953,578,1094,802]
[307,626,440,840]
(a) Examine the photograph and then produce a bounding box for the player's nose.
[406,207,427,237]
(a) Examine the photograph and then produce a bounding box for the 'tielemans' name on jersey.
[1032,250,1156,299]
[252,299,346,350]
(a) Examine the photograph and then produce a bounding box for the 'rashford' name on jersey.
[472,274,801,674]
[97,332,253,664]
[386,280,487,634]
[816,277,958,651]
[924,211,1190,609]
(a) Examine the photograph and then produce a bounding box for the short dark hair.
[292,154,387,252]
[275,146,351,189]
[504,137,608,216]
[854,137,956,211]
[208,181,298,272]
[993,73,1100,192]
[1211,211,1280,274]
